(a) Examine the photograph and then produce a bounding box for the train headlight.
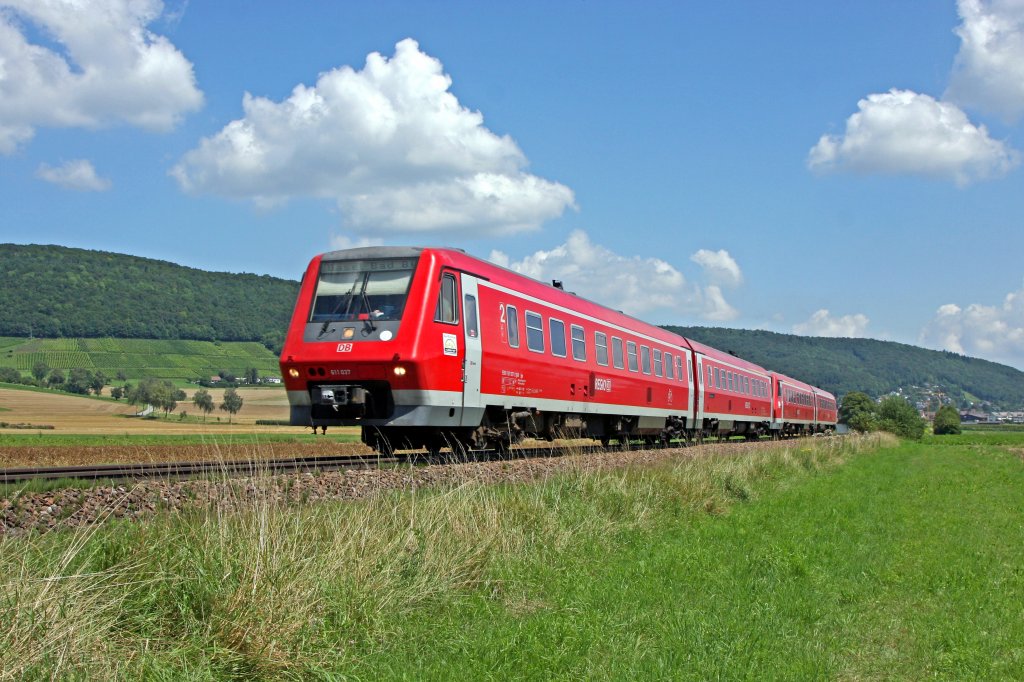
[393,366,407,376]
[287,368,300,378]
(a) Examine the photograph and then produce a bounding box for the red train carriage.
[812,387,838,433]
[687,340,773,439]
[279,246,839,453]
[771,373,823,436]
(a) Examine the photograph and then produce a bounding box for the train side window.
[653,349,663,377]
[640,346,651,374]
[728,372,735,392]
[434,274,458,324]
[506,305,520,348]
[571,325,586,362]
[686,359,692,384]
[595,332,609,366]
[464,294,478,338]
[612,337,625,369]
[714,367,720,389]
[743,376,749,394]
[665,352,674,379]
[525,311,544,353]
[550,318,567,358]
[627,341,639,372]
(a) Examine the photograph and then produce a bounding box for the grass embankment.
[2,433,1022,679]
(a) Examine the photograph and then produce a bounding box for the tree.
[839,391,877,432]
[933,405,962,435]
[116,369,127,382]
[0,367,21,383]
[877,395,925,440]
[246,367,259,385]
[220,387,244,423]
[31,360,49,383]
[192,388,214,421]
[90,370,108,396]
[110,386,124,400]
[64,367,95,395]
[47,368,65,389]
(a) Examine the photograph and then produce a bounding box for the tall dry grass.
[0,433,891,679]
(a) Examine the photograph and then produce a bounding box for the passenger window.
[595,332,609,366]
[506,305,520,348]
[627,342,639,372]
[684,358,691,383]
[654,349,663,377]
[640,346,651,374]
[728,372,735,391]
[612,337,625,369]
[464,294,478,338]
[434,274,458,324]
[526,311,544,353]
[665,352,674,380]
[550,318,567,358]
[571,325,586,362]
[714,367,720,389]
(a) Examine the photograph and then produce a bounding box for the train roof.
[684,338,771,375]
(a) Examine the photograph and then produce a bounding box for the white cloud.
[172,38,576,236]
[808,89,1019,185]
[920,286,1024,368]
[35,159,111,191]
[690,249,743,288]
[489,230,741,322]
[0,0,203,154]
[329,233,384,251]
[947,0,1024,122]
[793,309,870,338]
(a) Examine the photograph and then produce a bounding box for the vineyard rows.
[0,337,280,382]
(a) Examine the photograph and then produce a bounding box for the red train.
[279,246,837,453]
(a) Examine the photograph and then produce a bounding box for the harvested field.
[0,386,295,435]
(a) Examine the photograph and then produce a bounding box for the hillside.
[0,244,299,350]
[3,244,1021,408]
[0,337,280,384]
[666,326,1024,409]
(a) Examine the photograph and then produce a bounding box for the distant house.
[209,376,222,384]
[262,377,282,384]
[960,410,993,423]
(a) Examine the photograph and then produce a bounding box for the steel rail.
[0,453,400,483]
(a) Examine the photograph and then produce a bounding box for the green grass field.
[0,337,280,383]
[2,433,1022,680]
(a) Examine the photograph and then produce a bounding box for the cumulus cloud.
[489,230,741,322]
[947,0,1024,121]
[920,285,1024,368]
[0,0,203,154]
[793,309,870,338]
[690,249,743,288]
[35,159,111,191]
[172,38,575,236]
[808,89,1018,185]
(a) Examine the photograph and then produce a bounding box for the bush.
[878,395,925,440]
[933,405,962,435]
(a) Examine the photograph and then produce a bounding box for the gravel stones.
[1,440,787,537]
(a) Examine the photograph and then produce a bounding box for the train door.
[460,273,484,425]
[693,352,705,427]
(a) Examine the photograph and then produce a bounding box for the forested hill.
[3,244,1021,407]
[666,326,1024,408]
[0,244,299,350]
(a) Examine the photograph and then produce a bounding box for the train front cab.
[279,247,486,452]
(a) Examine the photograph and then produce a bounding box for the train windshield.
[309,258,417,323]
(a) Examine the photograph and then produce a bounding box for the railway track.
[0,443,628,484]
[0,453,400,483]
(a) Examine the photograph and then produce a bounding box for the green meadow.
[2,432,1022,680]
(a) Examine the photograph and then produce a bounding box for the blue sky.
[2,1,1024,369]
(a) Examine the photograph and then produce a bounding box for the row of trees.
[124,380,244,422]
[839,392,961,438]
